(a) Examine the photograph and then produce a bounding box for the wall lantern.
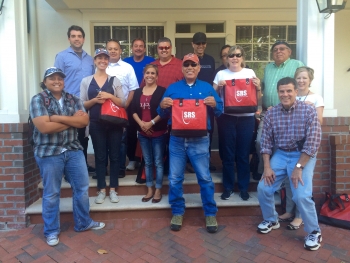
[316,0,347,17]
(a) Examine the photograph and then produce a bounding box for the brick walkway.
[0,216,349,263]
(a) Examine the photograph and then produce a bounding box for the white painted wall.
[334,10,350,117]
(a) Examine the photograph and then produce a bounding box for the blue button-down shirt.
[157,79,223,130]
[54,47,95,96]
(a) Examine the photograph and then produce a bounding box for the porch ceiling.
[45,0,298,10]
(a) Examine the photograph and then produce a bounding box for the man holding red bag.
[157,53,223,233]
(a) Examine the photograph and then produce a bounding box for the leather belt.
[279,147,298,152]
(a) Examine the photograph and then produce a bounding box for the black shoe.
[209,162,216,172]
[87,165,96,173]
[221,189,233,200]
[253,172,262,181]
[239,191,250,201]
[118,170,125,178]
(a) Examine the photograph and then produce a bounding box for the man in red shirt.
[142,37,183,88]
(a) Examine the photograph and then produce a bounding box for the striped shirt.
[29,90,84,157]
[260,100,321,157]
[262,58,304,109]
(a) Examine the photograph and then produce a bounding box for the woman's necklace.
[298,90,310,102]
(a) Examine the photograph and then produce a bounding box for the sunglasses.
[158,46,171,51]
[228,53,242,58]
[183,62,198,68]
[195,42,206,46]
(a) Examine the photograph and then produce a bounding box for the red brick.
[3,140,24,146]
[0,189,15,195]
[5,182,24,188]
[7,196,25,202]
[4,154,24,160]
[6,209,25,215]
[0,147,12,153]
[0,161,13,166]
[0,203,14,208]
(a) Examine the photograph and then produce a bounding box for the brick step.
[38,173,260,198]
[26,192,280,224]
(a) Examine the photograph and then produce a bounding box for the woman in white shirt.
[213,45,262,201]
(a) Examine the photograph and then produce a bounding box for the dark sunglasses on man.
[183,62,198,68]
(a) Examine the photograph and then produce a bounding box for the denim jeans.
[168,134,217,216]
[89,121,123,189]
[138,133,166,189]
[217,114,255,192]
[35,150,92,237]
[257,149,320,233]
[119,129,127,171]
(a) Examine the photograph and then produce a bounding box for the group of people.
[30,24,324,250]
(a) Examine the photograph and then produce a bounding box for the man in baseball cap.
[157,53,223,234]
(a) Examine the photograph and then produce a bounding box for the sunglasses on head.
[228,53,242,58]
[183,62,198,68]
[158,46,171,51]
[195,42,206,46]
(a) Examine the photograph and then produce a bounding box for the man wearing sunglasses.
[54,25,96,175]
[144,37,183,89]
[158,53,223,234]
[255,41,304,181]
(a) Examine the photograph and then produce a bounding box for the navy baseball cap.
[94,48,110,58]
[43,67,66,80]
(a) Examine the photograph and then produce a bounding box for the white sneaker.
[126,161,136,170]
[95,191,106,204]
[257,220,280,234]
[304,231,322,251]
[46,235,59,246]
[109,190,120,203]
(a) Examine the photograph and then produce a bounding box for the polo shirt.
[262,58,304,109]
[123,56,155,85]
[54,47,95,96]
[150,56,183,88]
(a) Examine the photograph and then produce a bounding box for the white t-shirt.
[296,93,324,108]
[106,59,139,101]
[213,68,257,116]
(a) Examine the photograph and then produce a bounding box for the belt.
[279,147,298,152]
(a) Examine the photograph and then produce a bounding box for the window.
[236,25,297,79]
[94,25,164,59]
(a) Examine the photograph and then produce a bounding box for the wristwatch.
[151,119,155,125]
[296,163,304,170]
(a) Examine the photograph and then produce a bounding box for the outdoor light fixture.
[316,0,347,18]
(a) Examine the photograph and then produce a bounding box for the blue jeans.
[168,134,217,216]
[217,114,255,192]
[257,149,320,233]
[89,121,123,189]
[35,150,92,237]
[119,129,127,171]
[138,133,166,189]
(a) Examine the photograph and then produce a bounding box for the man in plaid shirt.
[256,77,322,251]
[30,67,105,247]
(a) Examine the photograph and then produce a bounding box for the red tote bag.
[171,98,207,137]
[223,78,257,114]
[318,192,350,230]
[100,99,128,127]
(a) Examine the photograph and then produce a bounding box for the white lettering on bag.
[235,90,248,102]
[110,100,120,112]
[182,111,196,124]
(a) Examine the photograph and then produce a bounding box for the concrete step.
[38,173,260,198]
[26,192,280,224]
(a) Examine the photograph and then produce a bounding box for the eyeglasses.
[272,47,288,53]
[195,42,206,46]
[183,62,198,68]
[228,53,242,58]
[158,46,171,51]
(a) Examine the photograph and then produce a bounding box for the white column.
[297,0,337,117]
[0,0,34,123]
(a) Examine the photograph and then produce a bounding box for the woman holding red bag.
[213,45,262,201]
[130,64,168,203]
[80,48,125,205]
